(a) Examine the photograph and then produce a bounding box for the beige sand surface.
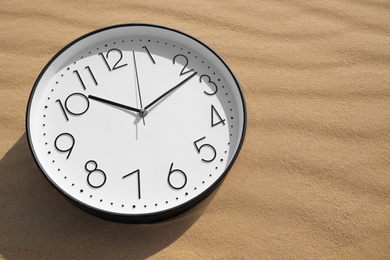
[1,0,389,259]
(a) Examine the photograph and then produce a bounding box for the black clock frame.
[26,23,247,223]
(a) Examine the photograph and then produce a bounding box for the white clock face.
[27,24,246,222]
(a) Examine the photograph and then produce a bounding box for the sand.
[0,0,389,259]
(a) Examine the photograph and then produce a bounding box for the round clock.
[26,24,246,223]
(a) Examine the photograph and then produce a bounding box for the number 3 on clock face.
[26,24,247,223]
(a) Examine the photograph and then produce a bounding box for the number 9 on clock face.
[26,24,246,223]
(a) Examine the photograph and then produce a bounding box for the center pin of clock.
[139,108,148,118]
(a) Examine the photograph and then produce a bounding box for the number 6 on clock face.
[26,24,246,223]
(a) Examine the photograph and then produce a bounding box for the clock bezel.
[26,23,247,223]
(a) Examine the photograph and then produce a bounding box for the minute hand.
[144,72,197,111]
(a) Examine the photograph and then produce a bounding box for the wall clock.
[26,24,246,223]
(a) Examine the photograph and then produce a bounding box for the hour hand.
[88,95,141,113]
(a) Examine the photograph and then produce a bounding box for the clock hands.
[88,95,141,113]
[89,71,197,119]
[144,71,198,111]
[133,51,146,125]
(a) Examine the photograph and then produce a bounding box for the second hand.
[133,51,146,125]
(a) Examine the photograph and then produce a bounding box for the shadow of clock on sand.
[0,133,215,259]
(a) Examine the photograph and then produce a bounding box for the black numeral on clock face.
[173,54,194,76]
[73,66,98,90]
[142,46,156,64]
[54,133,75,159]
[56,93,90,121]
[99,48,128,71]
[168,163,187,190]
[85,160,106,188]
[123,169,141,199]
[194,136,217,163]
[211,105,226,127]
[199,75,218,96]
